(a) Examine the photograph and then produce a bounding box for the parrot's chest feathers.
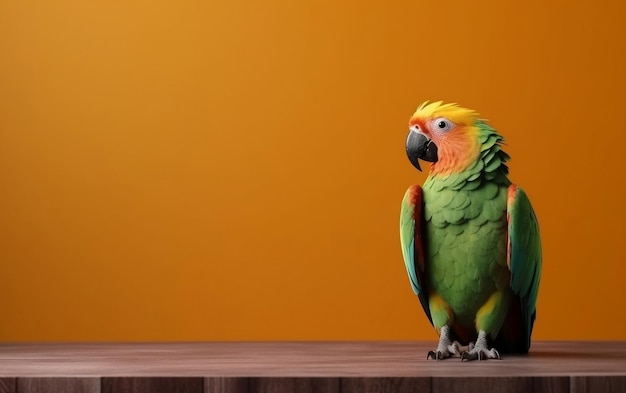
[422,181,510,319]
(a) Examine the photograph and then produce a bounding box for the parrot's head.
[405,101,484,175]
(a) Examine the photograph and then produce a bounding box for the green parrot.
[400,101,542,361]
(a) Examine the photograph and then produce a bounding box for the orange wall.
[0,0,625,341]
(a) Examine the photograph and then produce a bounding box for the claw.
[461,351,478,362]
[447,341,459,356]
[427,350,445,360]
[427,325,455,361]
[448,341,471,356]
[427,339,470,360]
[459,330,501,362]
[460,347,501,362]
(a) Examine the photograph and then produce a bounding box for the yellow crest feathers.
[411,101,480,126]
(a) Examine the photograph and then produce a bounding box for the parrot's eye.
[432,117,454,132]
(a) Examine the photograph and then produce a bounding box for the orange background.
[0,0,625,342]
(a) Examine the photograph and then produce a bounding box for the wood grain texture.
[248,378,339,393]
[0,379,15,393]
[532,376,570,393]
[432,377,534,393]
[17,378,100,393]
[101,378,203,393]
[0,342,624,378]
[570,376,626,393]
[341,377,430,393]
[205,377,249,393]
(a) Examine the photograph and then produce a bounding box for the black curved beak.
[406,131,438,172]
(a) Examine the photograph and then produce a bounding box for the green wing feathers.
[400,185,432,323]
[507,184,542,349]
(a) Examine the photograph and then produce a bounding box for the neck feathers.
[426,121,511,191]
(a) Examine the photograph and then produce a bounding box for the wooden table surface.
[0,341,624,392]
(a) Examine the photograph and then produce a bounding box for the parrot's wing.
[506,184,542,348]
[400,185,432,323]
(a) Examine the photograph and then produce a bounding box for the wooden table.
[0,341,624,392]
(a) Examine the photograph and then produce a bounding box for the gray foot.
[427,326,467,360]
[427,341,467,360]
[460,330,501,361]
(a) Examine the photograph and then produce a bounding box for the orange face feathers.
[407,101,482,176]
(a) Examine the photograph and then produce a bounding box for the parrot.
[399,101,541,361]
